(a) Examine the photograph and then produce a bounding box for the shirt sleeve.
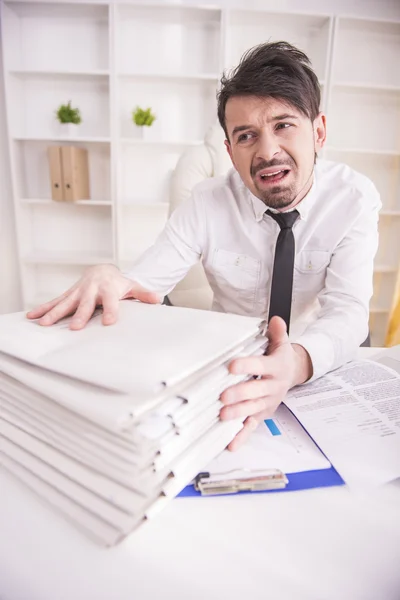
[293,183,382,381]
[123,188,206,296]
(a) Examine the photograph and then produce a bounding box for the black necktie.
[266,209,299,334]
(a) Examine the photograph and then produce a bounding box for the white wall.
[0,25,22,314]
[0,0,399,317]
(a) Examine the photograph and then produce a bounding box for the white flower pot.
[57,122,80,139]
[132,125,153,141]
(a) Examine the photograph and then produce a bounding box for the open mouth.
[257,169,290,185]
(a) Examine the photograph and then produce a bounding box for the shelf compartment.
[119,78,216,143]
[2,2,109,72]
[371,271,398,322]
[324,149,400,211]
[376,221,400,270]
[119,144,182,206]
[13,140,111,203]
[327,87,400,154]
[7,72,110,139]
[225,11,331,82]
[369,312,389,347]
[116,4,221,78]
[118,205,168,265]
[19,203,113,261]
[334,18,400,88]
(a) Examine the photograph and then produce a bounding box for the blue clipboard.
[178,407,345,497]
[178,465,344,497]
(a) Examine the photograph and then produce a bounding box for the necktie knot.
[266,209,299,230]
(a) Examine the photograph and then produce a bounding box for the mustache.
[251,159,294,177]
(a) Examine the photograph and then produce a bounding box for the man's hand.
[26,264,161,330]
[220,316,313,451]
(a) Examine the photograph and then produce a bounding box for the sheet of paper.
[203,404,331,477]
[285,356,400,489]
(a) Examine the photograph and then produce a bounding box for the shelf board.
[120,138,202,147]
[23,253,114,266]
[121,202,169,209]
[380,210,400,217]
[20,199,112,206]
[119,72,219,82]
[9,69,110,79]
[334,81,400,93]
[325,146,400,157]
[14,136,110,144]
[370,307,391,314]
[374,265,398,273]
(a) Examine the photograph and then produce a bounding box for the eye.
[237,132,254,143]
[276,123,292,130]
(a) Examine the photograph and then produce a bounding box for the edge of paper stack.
[0,301,267,546]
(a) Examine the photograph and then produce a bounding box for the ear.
[225,138,235,167]
[313,112,326,152]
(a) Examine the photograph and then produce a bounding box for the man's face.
[224,96,326,210]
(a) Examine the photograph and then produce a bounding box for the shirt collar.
[246,169,318,223]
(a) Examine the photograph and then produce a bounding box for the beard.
[253,179,298,209]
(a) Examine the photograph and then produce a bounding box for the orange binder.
[47,146,63,202]
[61,146,90,202]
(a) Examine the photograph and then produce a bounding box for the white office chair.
[167,122,232,310]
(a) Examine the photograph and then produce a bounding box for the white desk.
[1,348,400,600]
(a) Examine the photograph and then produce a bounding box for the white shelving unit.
[1,1,399,346]
[324,15,400,345]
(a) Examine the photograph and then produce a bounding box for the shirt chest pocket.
[295,250,331,274]
[212,249,261,308]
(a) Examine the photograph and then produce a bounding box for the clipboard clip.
[194,468,288,496]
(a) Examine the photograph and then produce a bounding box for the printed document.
[285,348,400,489]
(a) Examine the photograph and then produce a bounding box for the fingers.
[69,290,98,330]
[227,416,259,452]
[229,354,271,377]
[220,395,274,421]
[100,288,120,326]
[221,378,280,405]
[26,292,70,320]
[265,316,289,353]
[37,290,80,326]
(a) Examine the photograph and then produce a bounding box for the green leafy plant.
[132,106,156,127]
[55,101,82,125]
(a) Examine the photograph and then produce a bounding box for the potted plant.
[132,106,156,140]
[55,101,82,137]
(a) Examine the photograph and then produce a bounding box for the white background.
[1,0,399,316]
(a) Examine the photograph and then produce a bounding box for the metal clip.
[194,468,288,496]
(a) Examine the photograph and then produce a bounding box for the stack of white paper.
[0,301,267,546]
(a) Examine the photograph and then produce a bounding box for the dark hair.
[217,41,321,139]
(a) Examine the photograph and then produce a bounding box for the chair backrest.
[167,123,232,309]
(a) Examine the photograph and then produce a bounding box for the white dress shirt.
[127,159,381,381]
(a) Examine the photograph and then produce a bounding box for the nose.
[256,130,280,162]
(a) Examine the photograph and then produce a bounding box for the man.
[27,42,381,450]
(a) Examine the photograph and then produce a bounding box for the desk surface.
[1,348,400,600]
